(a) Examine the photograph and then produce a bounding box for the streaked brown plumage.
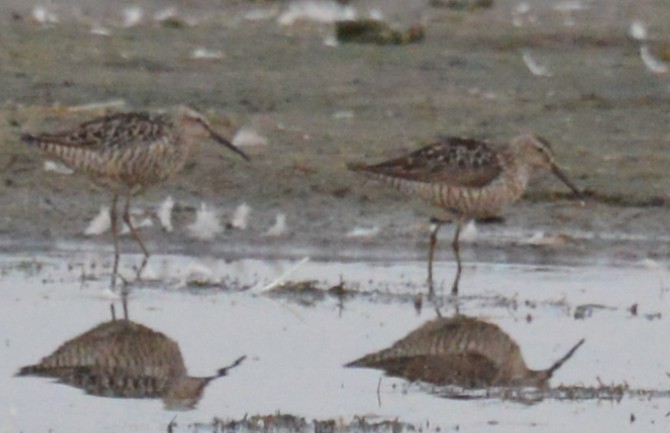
[22,106,249,287]
[348,134,582,296]
[346,315,584,389]
[17,319,245,410]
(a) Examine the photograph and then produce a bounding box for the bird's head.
[175,106,249,162]
[512,134,581,198]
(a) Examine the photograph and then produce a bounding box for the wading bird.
[22,106,249,287]
[349,134,582,296]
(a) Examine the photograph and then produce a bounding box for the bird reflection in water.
[17,318,245,410]
[347,315,584,390]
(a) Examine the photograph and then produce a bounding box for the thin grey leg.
[450,221,463,296]
[122,193,150,280]
[121,289,129,320]
[110,193,120,289]
[427,219,443,299]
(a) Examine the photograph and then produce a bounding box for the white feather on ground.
[460,220,478,243]
[156,196,174,232]
[278,0,356,26]
[231,203,252,230]
[553,1,588,27]
[232,127,269,147]
[187,203,222,240]
[120,215,153,234]
[190,47,224,60]
[640,45,669,74]
[176,261,221,289]
[323,34,339,47]
[345,226,380,238]
[265,213,287,237]
[100,287,121,301]
[637,258,662,270]
[90,24,111,36]
[31,6,59,24]
[153,7,177,22]
[332,110,355,120]
[121,6,143,27]
[524,231,572,246]
[512,2,531,27]
[138,262,160,281]
[368,9,384,20]
[83,206,111,236]
[628,20,647,41]
[83,207,152,235]
[43,160,74,175]
[521,50,552,77]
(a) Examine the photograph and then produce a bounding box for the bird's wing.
[21,112,171,150]
[353,137,503,188]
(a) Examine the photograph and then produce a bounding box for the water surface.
[2,252,669,432]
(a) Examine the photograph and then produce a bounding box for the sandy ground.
[0,0,669,265]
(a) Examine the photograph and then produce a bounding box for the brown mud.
[0,0,668,265]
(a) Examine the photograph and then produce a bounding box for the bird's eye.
[187,116,206,126]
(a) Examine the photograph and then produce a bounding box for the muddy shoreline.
[1,1,669,269]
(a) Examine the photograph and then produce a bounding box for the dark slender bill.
[546,338,585,377]
[206,126,250,161]
[214,355,247,378]
[551,164,582,199]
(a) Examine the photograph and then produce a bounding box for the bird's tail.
[345,347,401,368]
[346,162,370,172]
[15,364,52,377]
[20,133,41,145]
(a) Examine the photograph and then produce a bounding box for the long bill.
[206,125,250,162]
[551,163,582,199]
[545,338,585,378]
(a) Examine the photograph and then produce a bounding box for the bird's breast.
[411,173,528,218]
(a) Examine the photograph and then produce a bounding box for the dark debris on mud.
[194,414,419,433]
[188,383,670,433]
[264,279,658,322]
[266,279,373,304]
[425,382,670,404]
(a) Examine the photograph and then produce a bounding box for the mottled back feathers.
[21,112,174,151]
[350,137,503,188]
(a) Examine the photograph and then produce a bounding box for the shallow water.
[2,251,669,432]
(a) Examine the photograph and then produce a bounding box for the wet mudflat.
[2,252,670,432]
[1,0,670,251]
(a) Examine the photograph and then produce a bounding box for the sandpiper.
[349,133,582,296]
[22,106,249,287]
